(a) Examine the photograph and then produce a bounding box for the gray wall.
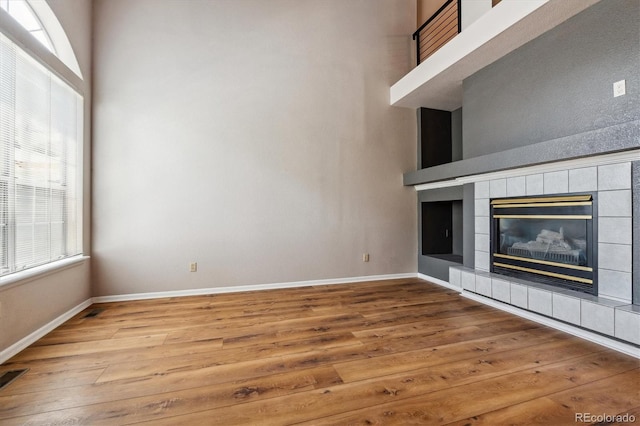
[451,108,462,162]
[91,0,417,296]
[463,0,639,159]
[463,183,475,269]
[451,200,463,256]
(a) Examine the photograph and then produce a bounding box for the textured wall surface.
[462,0,639,159]
[404,120,639,186]
[92,0,417,296]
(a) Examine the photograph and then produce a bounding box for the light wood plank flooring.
[1,278,638,425]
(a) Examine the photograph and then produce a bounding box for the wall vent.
[83,308,104,318]
[0,368,28,391]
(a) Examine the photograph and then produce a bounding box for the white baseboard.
[92,273,419,303]
[1,274,417,362]
[4,272,635,364]
[0,298,93,364]
[461,291,640,359]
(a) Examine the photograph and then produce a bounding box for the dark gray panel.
[633,161,640,305]
[418,255,458,282]
[463,183,475,269]
[462,0,639,159]
[452,108,463,162]
[417,185,463,202]
[416,108,422,169]
[452,200,463,256]
[404,120,639,186]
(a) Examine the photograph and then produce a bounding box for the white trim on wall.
[0,256,89,291]
[92,273,418,303]
[0,273,416,363]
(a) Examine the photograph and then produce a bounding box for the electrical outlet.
[363,253,370,262]
[613,80,626,97]
[189,262,197,272]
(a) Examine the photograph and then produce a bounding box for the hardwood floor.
[0,278,638,425]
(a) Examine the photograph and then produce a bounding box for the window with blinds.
[0,31,82,276]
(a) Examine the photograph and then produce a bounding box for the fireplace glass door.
[498,218,588,266]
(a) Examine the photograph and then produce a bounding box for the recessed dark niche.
[421,200,463,264]
[418,107,452,169]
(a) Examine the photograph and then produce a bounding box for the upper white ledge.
[390,0,602,111]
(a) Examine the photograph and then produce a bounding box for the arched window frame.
[0,0,56,53]
[26,0,83,79]
[0,1,84,282]
[0,1,82,90]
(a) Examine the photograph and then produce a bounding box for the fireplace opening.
[490,193,597,294]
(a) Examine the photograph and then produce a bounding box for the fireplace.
[490,193,597,294]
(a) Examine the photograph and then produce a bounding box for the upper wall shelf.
[390,0,602,111]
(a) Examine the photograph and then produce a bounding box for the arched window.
[0,0,82,78]
[0,0,54,53]
[0,1,83,279]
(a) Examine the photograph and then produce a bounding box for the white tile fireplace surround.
[449,158,640,349]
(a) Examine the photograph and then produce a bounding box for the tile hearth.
[448,266,640,346]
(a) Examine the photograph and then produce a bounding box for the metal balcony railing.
[413,0,461,66]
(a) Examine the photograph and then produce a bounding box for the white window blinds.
[0,31,81,276]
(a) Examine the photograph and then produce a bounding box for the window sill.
[0,255,90,291]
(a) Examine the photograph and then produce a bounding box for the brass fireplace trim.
[491,195,592,205]
[492,201,592,208]
[493,253,593,272]
[493,262,593,285]
[493,214,592,220]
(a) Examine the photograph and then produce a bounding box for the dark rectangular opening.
[418,108,452,169]
[422,200,463,263]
